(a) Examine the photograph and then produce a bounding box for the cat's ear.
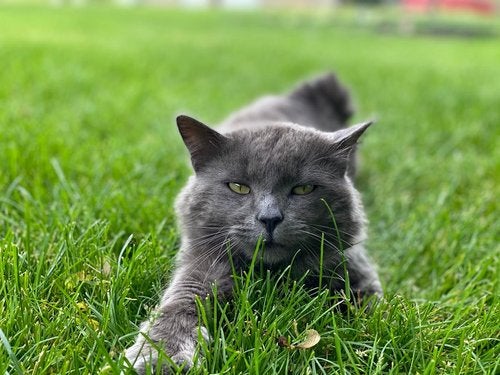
[176,115,228,172]
[329,121,373,173]
[332,121,373,149]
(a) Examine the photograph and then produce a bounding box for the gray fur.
[125,73,382,373]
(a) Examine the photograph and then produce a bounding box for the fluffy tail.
[288,72,354,132]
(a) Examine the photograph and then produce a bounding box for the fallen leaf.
[293,329,321,349]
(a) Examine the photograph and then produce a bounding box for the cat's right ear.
[176,115,228,172]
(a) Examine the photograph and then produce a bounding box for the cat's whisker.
[186,240,230,273]
[189,233,247,277]
[202,248,232,285]
[290,219,354,239]
[189,225,229,240]
[191,235,226,249]
[297,229,344,254]
[310,225,365,245]
[188,226,234,248]
[295,240,321,268]
[309,223,357,238]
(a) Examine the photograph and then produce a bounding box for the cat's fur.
[124,73,382,373]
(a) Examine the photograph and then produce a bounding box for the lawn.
[0,5,498,374]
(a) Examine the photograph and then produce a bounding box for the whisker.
[309,223,357,237]
[297,229,342,251]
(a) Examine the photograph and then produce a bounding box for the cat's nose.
[257,195,283,237]
[258,213,283,236]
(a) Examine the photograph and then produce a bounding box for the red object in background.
[403,0,496,15]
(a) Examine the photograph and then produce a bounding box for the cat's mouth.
[260,233,282,247]
[262,238,287,250]
[263,238,277,246]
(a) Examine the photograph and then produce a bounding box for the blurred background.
[4,0,499,13]
[2,0,499,38]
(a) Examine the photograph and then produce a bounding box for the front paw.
[124,327,207,374]
[124,341,193,374]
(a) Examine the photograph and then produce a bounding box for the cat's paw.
[124,343,194,374]
[124,346,192,374]
[124,326,208,374]
[170,351,195,369]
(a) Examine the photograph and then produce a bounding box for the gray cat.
[124,73,382,373]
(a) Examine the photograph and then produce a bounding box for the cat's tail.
[288,72,355,132]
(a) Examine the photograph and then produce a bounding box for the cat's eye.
[292,184,315,195]
[228,182,251,195]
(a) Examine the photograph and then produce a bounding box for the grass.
[0,5,499,374]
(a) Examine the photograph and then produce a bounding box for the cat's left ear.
[332,121,373,149]
[177,115,228,172]
[328,120,373,168]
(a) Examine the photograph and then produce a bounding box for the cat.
[124,73,382,373]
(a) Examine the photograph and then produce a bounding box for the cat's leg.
[124,259,233,374]
[344,244,383,302]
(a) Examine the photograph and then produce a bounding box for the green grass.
[1,5,499,374]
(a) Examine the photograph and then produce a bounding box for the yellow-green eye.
[292,184,315,195]
[228,182,251,195]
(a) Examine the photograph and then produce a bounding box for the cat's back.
[217,72,354,134]
[217,95,308,133]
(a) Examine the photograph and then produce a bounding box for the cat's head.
[174,115,371,269]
